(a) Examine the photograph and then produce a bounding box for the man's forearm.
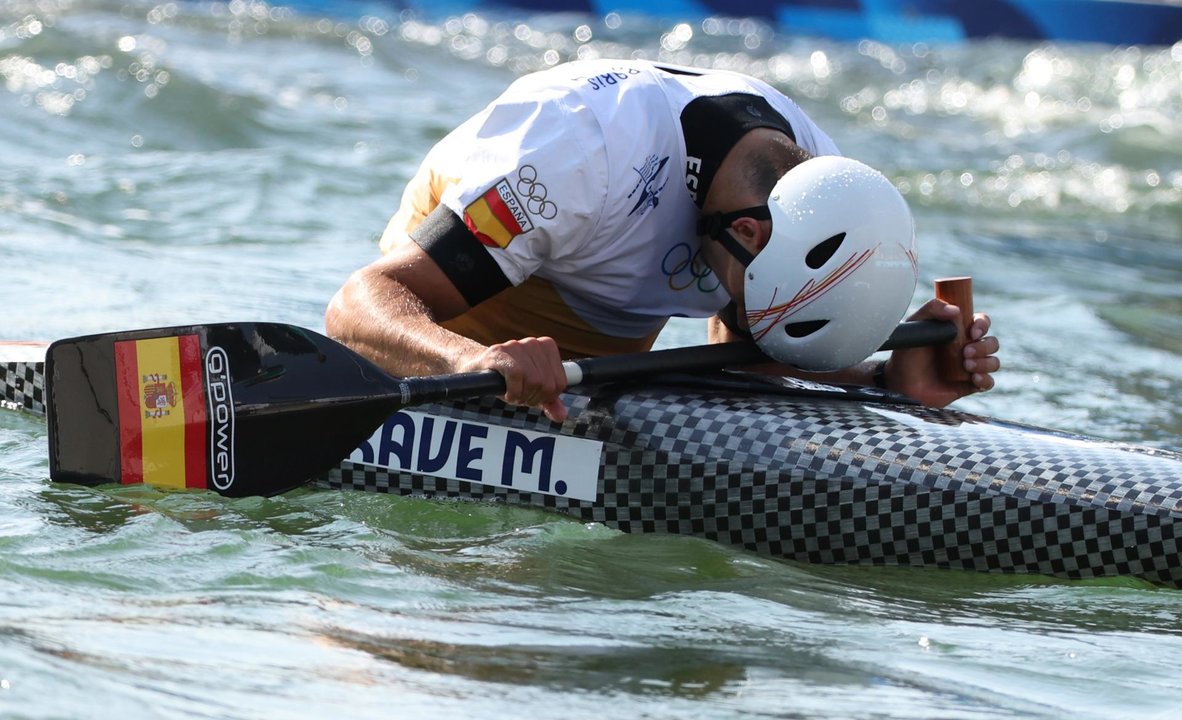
[325,267,485,378]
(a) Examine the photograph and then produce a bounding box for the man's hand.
[459,336,569,422]
[885,299,1000,408]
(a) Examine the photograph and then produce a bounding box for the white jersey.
[382,59,840,355]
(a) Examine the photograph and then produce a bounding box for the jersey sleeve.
[431,79,608,287]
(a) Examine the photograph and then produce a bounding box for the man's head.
[699,132,919,370]
[697,129,806,307]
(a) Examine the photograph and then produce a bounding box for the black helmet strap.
[696,205,772,268]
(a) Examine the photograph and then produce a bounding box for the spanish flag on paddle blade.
[114,335,208,489]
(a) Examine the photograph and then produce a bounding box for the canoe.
[1,341,46,415]
[9,339,1181,587]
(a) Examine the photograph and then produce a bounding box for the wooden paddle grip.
[934,277,973,383]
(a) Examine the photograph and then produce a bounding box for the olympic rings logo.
[516,165,558,220]
[662,242,720,292]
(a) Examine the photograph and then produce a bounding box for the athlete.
[326,59,1000,422]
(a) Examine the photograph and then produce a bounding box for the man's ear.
[730,216,773,253]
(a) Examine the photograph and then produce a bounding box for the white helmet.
[743,156,918,371]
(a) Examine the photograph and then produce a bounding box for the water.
[3,0,1182,717]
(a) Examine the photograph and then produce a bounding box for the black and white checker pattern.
[318,377,1182,587]
[1,357,46,416]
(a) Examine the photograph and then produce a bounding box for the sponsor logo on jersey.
[627,154,670,217]
[351,409,602,502]
[463,178,534,248]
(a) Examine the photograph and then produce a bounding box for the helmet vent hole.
[783,319,829,338]
[805,233,846,269]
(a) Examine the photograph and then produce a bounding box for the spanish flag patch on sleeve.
[463,178,534,248]
[114,334,208,489]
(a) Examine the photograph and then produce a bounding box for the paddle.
[46,318,955,498]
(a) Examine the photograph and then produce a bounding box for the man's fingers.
[970,312,992,341]
[907,297,957,321]
[484,337,568,417]
[540,397,568,424]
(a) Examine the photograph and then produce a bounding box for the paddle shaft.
[395,319,957,405]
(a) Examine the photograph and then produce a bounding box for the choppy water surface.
[2,0,1182,717]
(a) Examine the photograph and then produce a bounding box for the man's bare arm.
[325,240,571,421]
[326,241,485,377]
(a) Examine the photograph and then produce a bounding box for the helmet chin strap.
[696,205,771,268]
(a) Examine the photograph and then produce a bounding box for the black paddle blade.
[46,323,401,497]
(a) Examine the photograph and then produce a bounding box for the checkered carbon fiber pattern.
[319,380,1182,587]
[1,355,46,415]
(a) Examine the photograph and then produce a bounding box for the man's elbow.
[324,273,361,342]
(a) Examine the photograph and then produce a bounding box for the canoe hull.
[6,346,1181,586]
[320,375,1182,587]
[1,343,46,415]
